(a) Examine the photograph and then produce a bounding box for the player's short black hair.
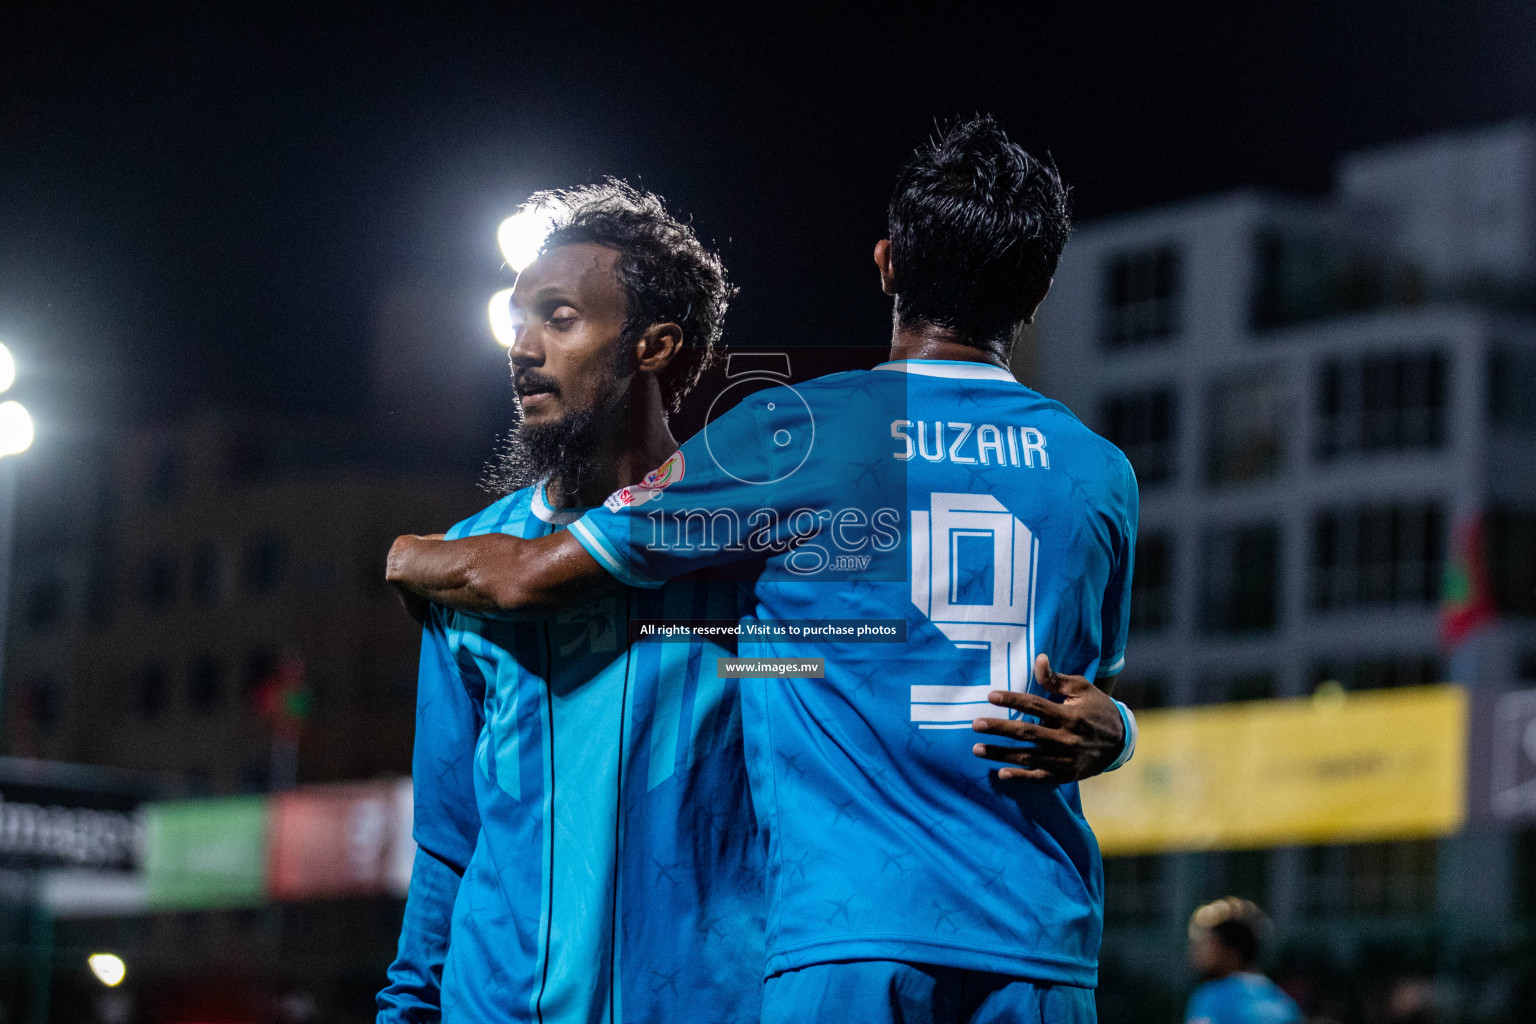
[887,115,1070,351]
[532,179,730,414]
[1190,897,1268,967]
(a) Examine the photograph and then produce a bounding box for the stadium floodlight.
[88,953,126,987]
[496,201,564,274]
[0,344,14,395]
[0,402,32,457]
[488,288,517,347]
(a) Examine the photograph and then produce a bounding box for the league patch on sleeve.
[639,450,684,490]
[602,451,684,512]
[603,486,636,512]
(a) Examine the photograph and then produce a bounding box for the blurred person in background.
[1382,976,1436,1024]
[1185,898,1302,1024]
[375,180,765,1023]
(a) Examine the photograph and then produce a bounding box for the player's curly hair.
[887,115,1071,353]
[526,179,731,414]
[1189,897,1270,967]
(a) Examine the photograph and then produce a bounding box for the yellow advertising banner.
[1082,685,1468,855]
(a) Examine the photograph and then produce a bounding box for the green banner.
[142,796,269,909]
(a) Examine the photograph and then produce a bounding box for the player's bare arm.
[971,653,1126,784]
[387,530,614,616]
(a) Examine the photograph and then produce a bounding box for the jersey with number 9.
[570,358,1138,986]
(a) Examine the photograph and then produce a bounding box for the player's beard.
[482,378,630,498]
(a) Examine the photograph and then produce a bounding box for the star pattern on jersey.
[846,661,883,698]
[777,750,808,779]
[840,371,888,400]
[931,901,964,933]
[652,857,681,886]
[902,727,939,762]
[649,967,682,997]
[915,807,957,842]
[953,387,992,415]
[848,453,885,491]
[878,848,914,877]
[695,910,729,939]
[783,851,811,882]
[824,894,855,925]
[957,459,995,492]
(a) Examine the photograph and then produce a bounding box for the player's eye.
[547,306,579,329]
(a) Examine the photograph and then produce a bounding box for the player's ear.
[634,323,682,374]
[874,239,897,296]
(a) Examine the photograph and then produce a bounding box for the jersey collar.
[874,359,1016,383]
[532,481,584,525]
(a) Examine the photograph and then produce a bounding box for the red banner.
[266,779,412,900]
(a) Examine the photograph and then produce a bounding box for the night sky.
[2,2,1534,442]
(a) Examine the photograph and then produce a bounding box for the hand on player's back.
[970,654,1125,784]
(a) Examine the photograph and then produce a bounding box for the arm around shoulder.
[386,531,614,616]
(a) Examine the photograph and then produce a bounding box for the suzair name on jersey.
[890,421,1049,468]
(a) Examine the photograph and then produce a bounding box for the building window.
[1200,524,1280,634]
[1489,509,1536,618]
[190,655,224,715]
[1304,841,1438,918]
[243,533,286,596]
[1101,246,1181,348]
[1111,673,1169,710]
[1252,229,1341,331]
[1102,389,1178,485]
[24,579,65,632]
[136,662,168,721]
[1129,533,1173,634]
[140,554,178,611]
[1310,503,1444,611]
[1103,855,1165,927]
[191,544,223,604]
[1250,228,1384,331]
[1195,670,1277,705]
[1315,350,1447,461]
[1206,369,1289,485]
[1309,653,1442,693]
[1489,346,1536,431]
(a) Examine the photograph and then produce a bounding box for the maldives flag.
[1440,514,1496,649]
[254,652,311,738]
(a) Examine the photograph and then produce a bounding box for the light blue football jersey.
[379,484,765,1024]
[569,359,1137,986]
[1185,973,1303,1024]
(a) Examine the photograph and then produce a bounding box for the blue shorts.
[762,961,1097,1024]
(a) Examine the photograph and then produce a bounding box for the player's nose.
[508,320,545,366]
